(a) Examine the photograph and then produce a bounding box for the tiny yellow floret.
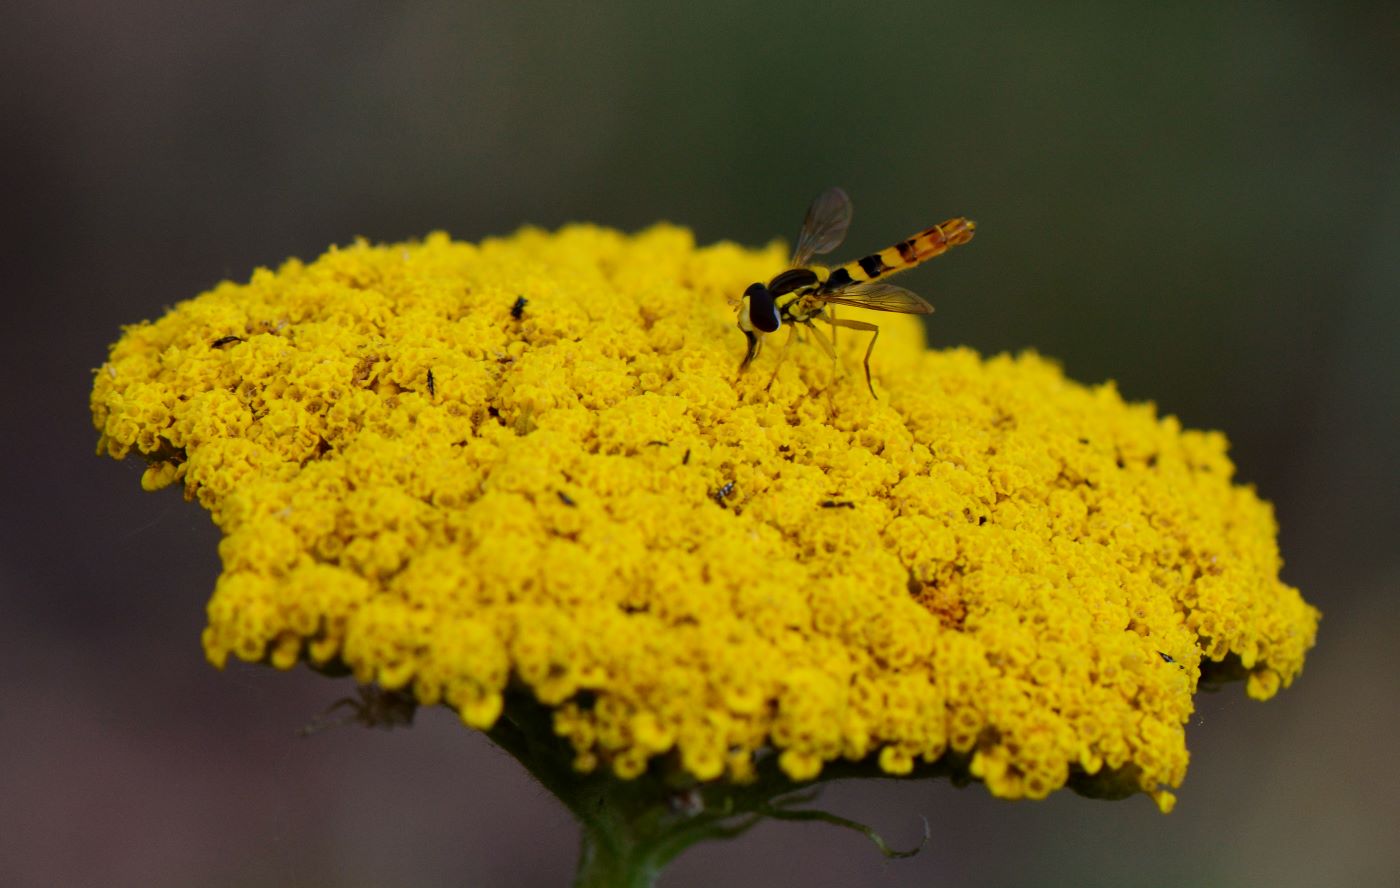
[92,224,1319,809]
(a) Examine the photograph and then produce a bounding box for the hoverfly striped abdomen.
[822,219,975,292]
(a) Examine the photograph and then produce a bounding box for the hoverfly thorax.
[767,268,819,297]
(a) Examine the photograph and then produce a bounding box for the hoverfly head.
[742,282,781,334]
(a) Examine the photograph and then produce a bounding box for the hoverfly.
[737,187,975,397]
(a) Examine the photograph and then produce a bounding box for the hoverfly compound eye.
[744,283,781,333]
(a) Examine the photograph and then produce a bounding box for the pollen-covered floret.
[92,224,1318,812]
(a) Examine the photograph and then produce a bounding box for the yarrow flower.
[92,223,1319,882]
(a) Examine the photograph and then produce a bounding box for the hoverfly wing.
[821,281,934,315]
[791,187,854,268]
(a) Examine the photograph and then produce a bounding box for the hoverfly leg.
[806,320,840,408]
[806,320,836,360]
[764,325,797,392]
[822,307,841,381]
[828,317,881,398]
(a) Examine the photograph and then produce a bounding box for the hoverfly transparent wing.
[791,187,854,268]
[820,280,935,315]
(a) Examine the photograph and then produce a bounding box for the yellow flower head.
[91,224,1318,813]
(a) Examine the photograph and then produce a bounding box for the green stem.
[484,693,929,885]
[571,805,665,888]
[487,699,671,887]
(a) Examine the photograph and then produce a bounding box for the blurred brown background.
[3,2,1397,886]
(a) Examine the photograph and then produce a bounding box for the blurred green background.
[4,2,1397,886]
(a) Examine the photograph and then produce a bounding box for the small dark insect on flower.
[558,490,576,507]
[210,335,246,349]
[510,295,528,319]
[667,787,704,816]
[297,685,416,737]
[682,448,691,465]
[427,368,436,396]
[821,500,855,509]
[714,481,735,506]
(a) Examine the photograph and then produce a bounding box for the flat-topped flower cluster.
[92,224,1319,813]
